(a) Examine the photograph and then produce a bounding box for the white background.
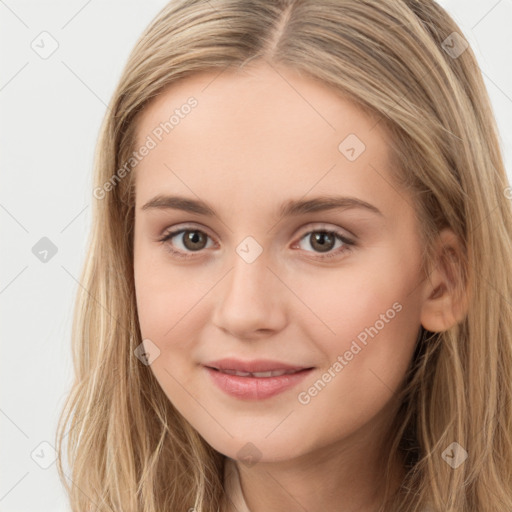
[1,1,511,510]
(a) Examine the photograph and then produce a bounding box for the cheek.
[293,273,420,442]
[300,248,422,379]
[135,270,198,360]
[134,239,200,339]
[134,263,201,407]
[133,251,213,385]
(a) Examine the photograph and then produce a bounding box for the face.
[133,60,426,464]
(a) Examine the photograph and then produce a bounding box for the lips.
[214,368,302,378]
[204,358,312,376]
[204,362,314,400]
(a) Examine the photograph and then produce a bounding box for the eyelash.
[157,224,355,261]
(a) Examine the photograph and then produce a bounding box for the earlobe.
[419,228,469,333]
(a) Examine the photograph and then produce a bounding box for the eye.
[158,227,215,259]
[158,224,356,261]
[293,227,355,260]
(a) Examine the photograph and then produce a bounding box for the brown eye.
[180,230,208,251]
[159,228,214,258]
[295,228,355,260]
[308,232,336,253]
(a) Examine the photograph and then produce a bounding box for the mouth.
[203,359,315,400]
[205,367,311,378]
[204,358,313,376]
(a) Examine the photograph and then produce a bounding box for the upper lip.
[204,358,312,373]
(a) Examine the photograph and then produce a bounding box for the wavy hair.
[55,1,512,510]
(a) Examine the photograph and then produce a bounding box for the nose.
[211,249,288,339]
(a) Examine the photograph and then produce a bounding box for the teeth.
[252,371,276,377]
[222,369,252,376]
[220,369,301,377]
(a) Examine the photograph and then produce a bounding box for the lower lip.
[204,366,314,400]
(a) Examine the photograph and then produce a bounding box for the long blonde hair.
[55,1,512,510]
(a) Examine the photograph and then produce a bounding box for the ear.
[419,227,469,332]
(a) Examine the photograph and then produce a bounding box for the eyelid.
[159,222,214,240]
[159,221,355,242]
[296,222,355,241]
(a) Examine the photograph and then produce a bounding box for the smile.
[204,366,314,400]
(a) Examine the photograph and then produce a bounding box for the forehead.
[135,62,386,146]
[132,62,397,214]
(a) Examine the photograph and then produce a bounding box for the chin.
[199,430,306,464]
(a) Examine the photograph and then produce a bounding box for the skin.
[132,59,464,512]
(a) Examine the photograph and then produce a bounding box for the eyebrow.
[141,194,383,218]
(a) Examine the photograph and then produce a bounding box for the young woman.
[56,1,512,511]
